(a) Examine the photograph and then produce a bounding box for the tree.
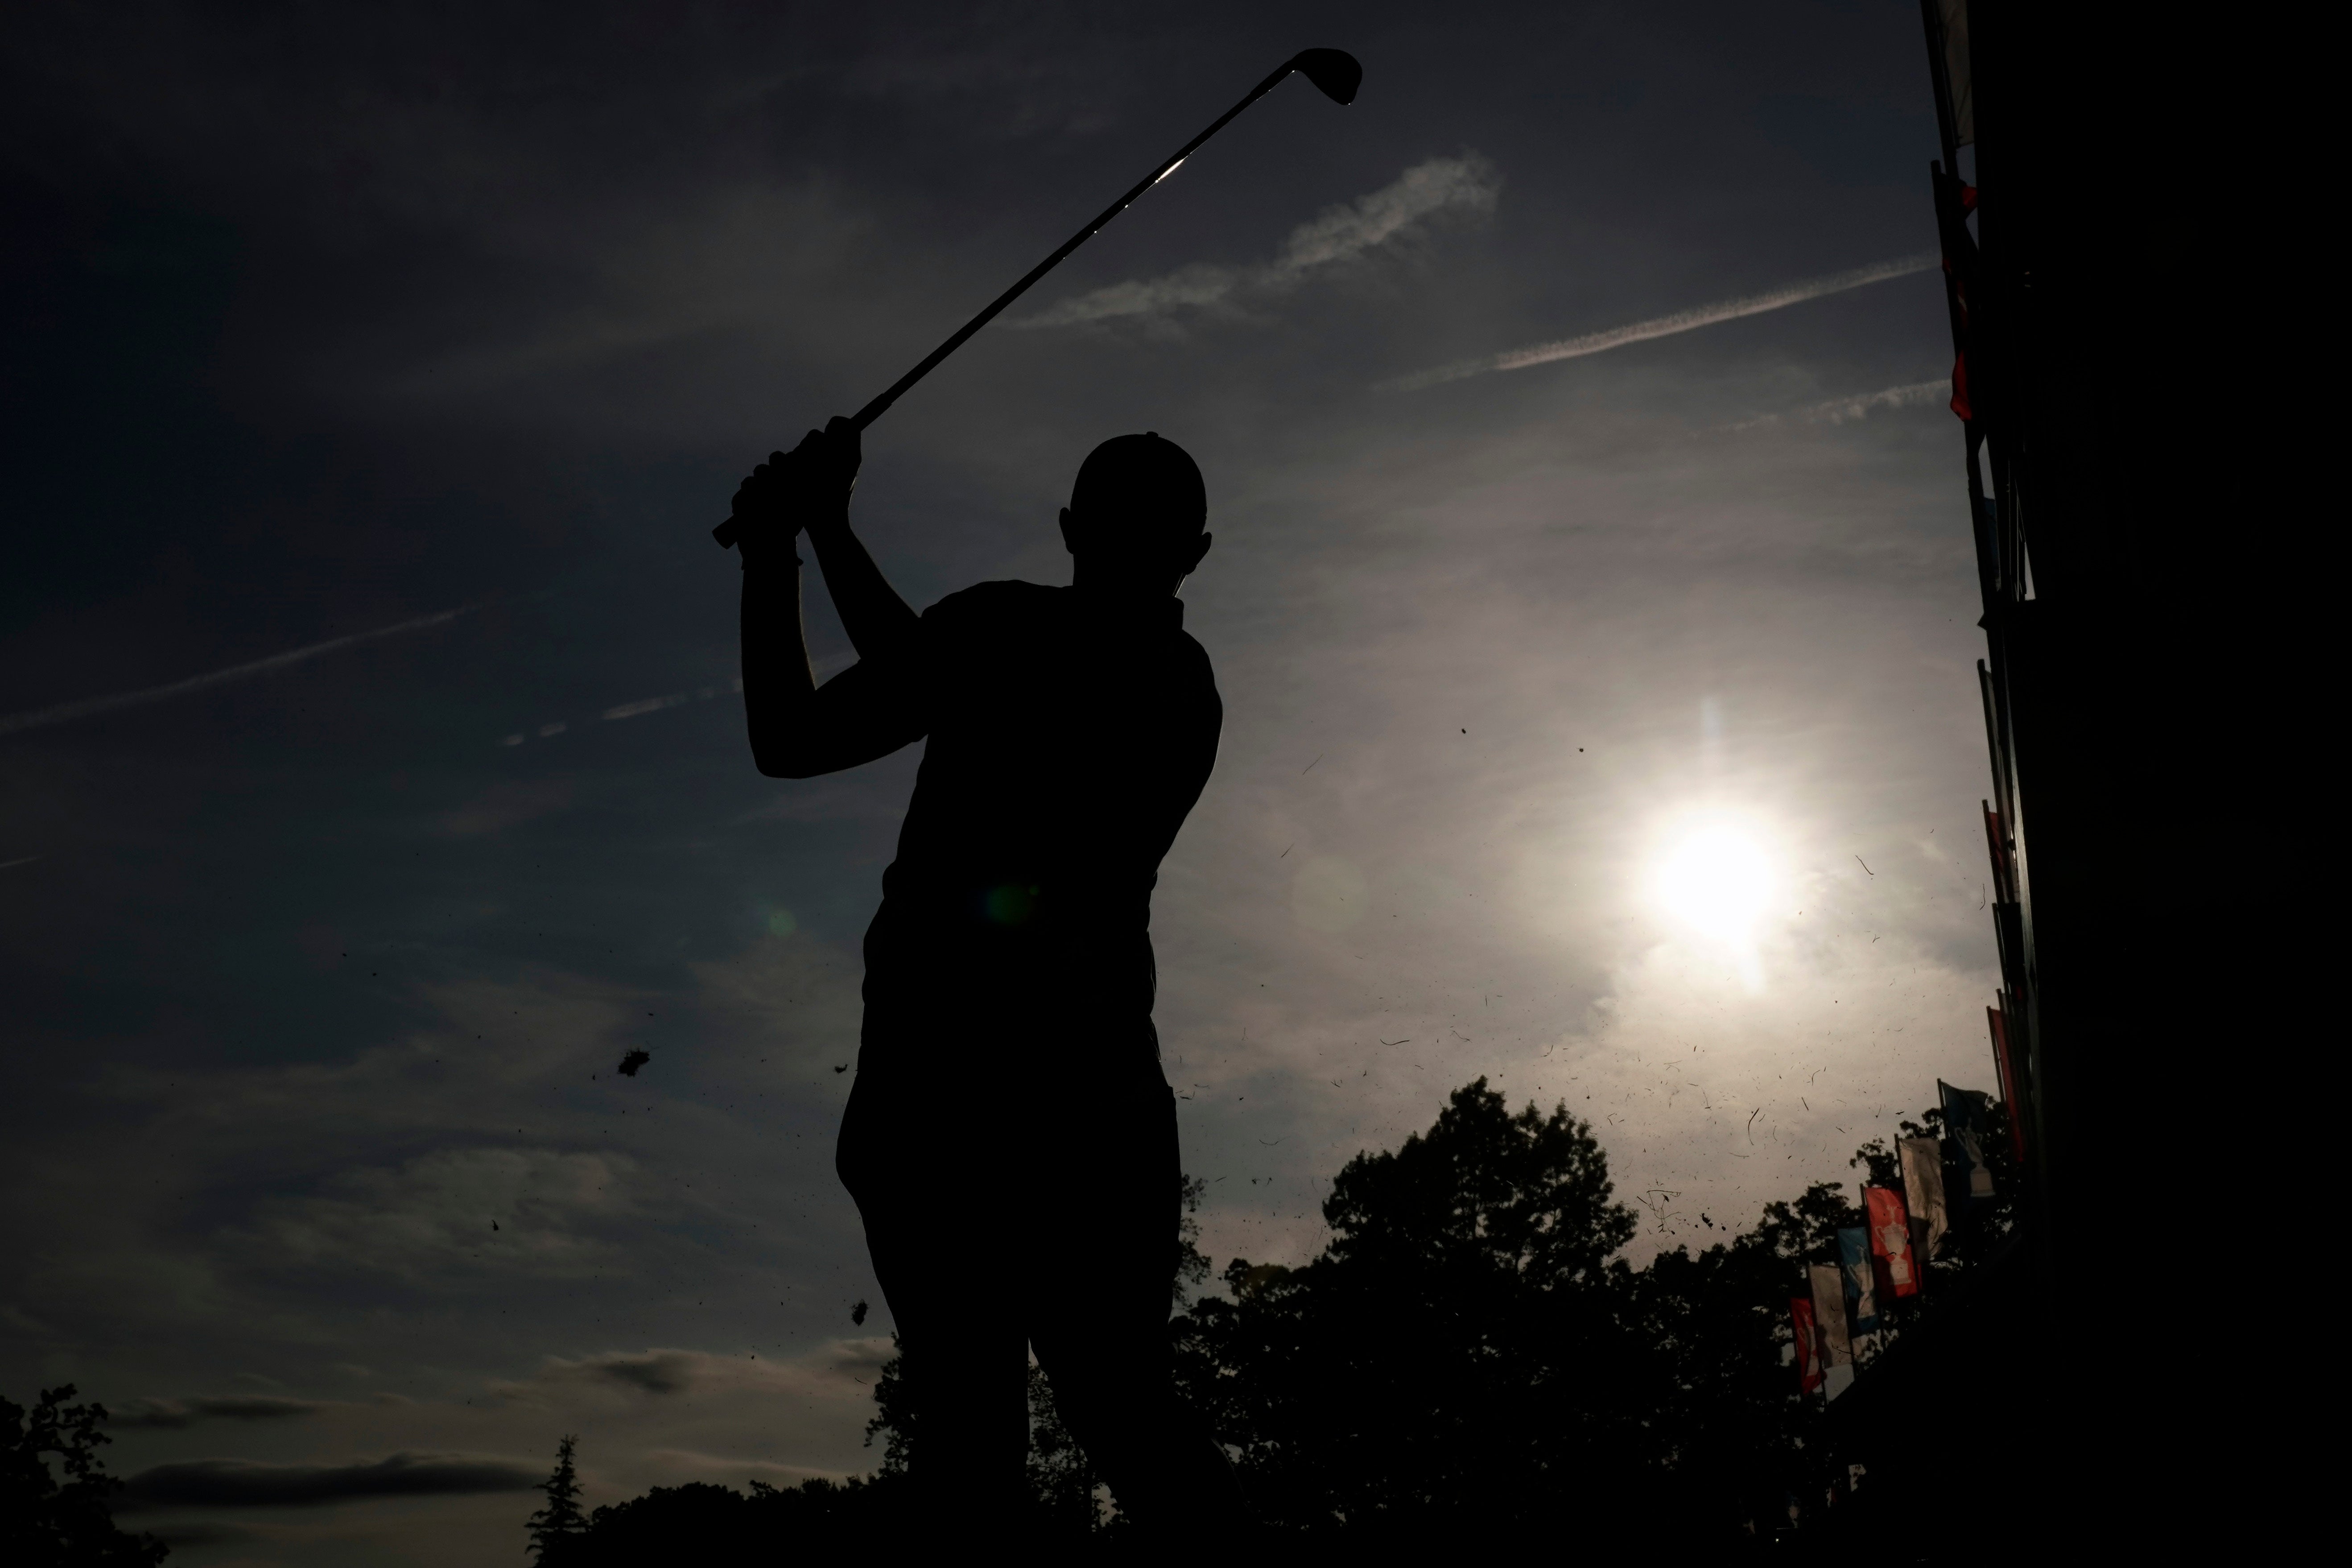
[1023,1360,1099,1532]
[1617,1186,1849,1535]
[862,1339,915,1477]
[0,1386,168,1567]
[1168,1077,2030,1544]
[1175,1079,1673,1543]
[525,1435,586,1563]
[553,1084,2010,1548]
[1174,1173,1211,1307]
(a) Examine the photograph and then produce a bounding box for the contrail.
[1376,252,1940,393]
[0,606,475,738]
[1728,378,1949,431]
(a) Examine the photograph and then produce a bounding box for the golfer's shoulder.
[923,579,1053,623]
[919,579,1055,643]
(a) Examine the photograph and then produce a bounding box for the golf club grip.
[712,406,883,548]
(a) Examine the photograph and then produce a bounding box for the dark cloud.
[120,1451,541,1509]
[548,1349,700,1396]
[435,778,576,837]
[148,1521,260,1547]
[111,1395,327,1429]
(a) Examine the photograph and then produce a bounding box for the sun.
[1654,822,1774,954]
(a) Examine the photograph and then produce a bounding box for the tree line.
[533,1076,2018,1557]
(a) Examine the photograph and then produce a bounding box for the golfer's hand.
[730,417,861,565]
[799,417,862,518]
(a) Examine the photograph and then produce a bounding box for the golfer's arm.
[739,564,926,779]
[739,562,820,775]
[804,513,919,663]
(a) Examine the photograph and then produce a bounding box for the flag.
[1865,1186,1919,1299]
[1988,1000,2028,1160]
[1939,1079,1996,1201]
[1899,1136,1949,1259]
[1810,1264,1853,1366]
[1837,1227,1879,1335]
[1791,1297,1824,1393]
[1981,805,2012,900]
[1934,0,1974,147]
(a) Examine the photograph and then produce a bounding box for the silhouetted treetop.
[1,1385,168,1566]
[525,1435,585,1563]
[1322,1077,1634,1284]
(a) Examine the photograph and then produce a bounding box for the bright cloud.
[1013,154,1500,328]
[241,1147,639,1280]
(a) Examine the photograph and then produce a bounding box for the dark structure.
[1820,4,2185,1548]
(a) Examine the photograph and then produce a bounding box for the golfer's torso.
[862,581,1220,1032]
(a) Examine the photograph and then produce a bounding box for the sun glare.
[1655,823,1773,949]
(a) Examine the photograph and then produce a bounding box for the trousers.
[836,1056,1245,1539]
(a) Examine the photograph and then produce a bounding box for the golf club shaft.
[715,56,1305,549]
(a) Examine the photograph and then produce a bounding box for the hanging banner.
[1899,1137,1949,1259]
[1936,0,1974,147]
[1939,1079,1996,1201]
[1981,805,2012,900]
[1791,1297,1824,1393]
[1809,1264,1853,1366]
[1837,1227,1880,1335]
[1988,1001,2029,1160]
[1865,1186,1919,1298]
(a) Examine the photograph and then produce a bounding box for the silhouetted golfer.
[731,419,1245,1540]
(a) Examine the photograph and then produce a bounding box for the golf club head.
[1291,49,1362,107]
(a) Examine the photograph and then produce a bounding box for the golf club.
[714,47,1362,548]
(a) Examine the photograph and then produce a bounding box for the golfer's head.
[1061,432,1212,591]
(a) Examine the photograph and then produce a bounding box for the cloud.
[111,1395,327,1430]
[120,1452,540,1509]
[435,780,575,836]
[0,607,474,738]
[1378,254,1939,392]
[499,677,743,747]
[537,1349,701,1396]
[241,1147,637,1280]
[1012,155,1499,328]
[496,1339,895,1404]
[145,1522,260,1547]
[1730,378,1950,431]
[686,932,869,1074]
[378,182,882,410]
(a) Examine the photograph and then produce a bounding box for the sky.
[2,4,1993,1562]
